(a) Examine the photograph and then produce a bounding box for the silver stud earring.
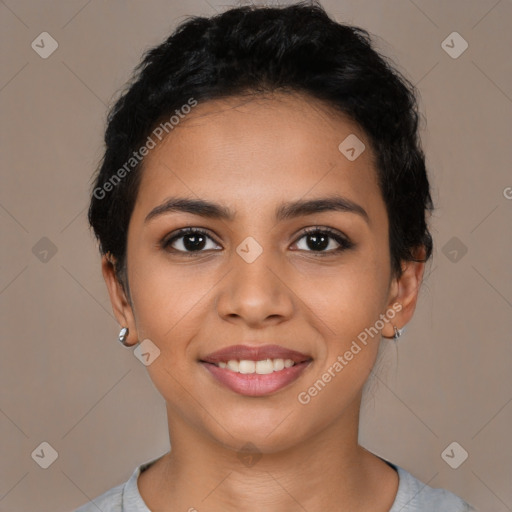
[118,327,130,347]
[393,325,405,340]
[382,324,406,340]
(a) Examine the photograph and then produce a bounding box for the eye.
[161,226,354,257]
[162,228,221,255]
[292,226,354,255]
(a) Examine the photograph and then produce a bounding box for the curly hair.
[88,0,433,291]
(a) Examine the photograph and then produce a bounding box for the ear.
[381,246,427,338]
[101,254,138,346]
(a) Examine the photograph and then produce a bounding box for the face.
[103,92,423,454]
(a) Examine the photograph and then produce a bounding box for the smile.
[215,358,296,374]
[200,344,312,396]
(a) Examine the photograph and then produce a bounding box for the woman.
[76,2,477,510]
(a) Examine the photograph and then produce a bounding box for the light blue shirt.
[74,455,477,511]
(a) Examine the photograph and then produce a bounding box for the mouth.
[199,344,313,397]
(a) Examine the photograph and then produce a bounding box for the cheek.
[126,256,206,405]
[291,249,390,390]
[126,251,203,344]
[294,270,387,413]
[295,256,389,337]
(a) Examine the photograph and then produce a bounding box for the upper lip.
[200,344,312,364]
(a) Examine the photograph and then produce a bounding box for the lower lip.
[201,361,311,397]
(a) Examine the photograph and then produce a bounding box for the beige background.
[1,0,511,511]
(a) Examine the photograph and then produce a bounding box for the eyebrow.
[144,195,369,225]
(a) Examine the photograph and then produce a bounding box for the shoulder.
[72,455,162,512]
[72,481,124,512]
[389,463,478,512]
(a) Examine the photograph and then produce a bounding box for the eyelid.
[162,225,353,255]
[293,225,354,251]
[161,227,221,250]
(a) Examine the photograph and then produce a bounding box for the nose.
[215,245,295,329]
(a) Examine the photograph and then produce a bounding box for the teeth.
[239,360,255,374]
[255,359,274,374]
[273,358,285,371]
[218,358,296,374]
[227,360,239,372]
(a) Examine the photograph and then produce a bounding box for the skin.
[102,92,426,511]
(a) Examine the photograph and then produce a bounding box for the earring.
[393,325,405,340]
[382,324,406,340]
[118,327,131,347]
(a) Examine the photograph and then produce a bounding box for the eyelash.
[161,226,354,257]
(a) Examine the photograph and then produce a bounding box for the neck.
[138,396,398,512]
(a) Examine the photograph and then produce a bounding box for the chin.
[203,407,311,454]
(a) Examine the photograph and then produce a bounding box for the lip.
[199,344,312,397]
[201,344,311,364]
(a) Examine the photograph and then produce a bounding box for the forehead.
[132,92,384,223]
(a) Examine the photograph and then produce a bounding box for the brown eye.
[293,227,353,254]
[162,228,221,254]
